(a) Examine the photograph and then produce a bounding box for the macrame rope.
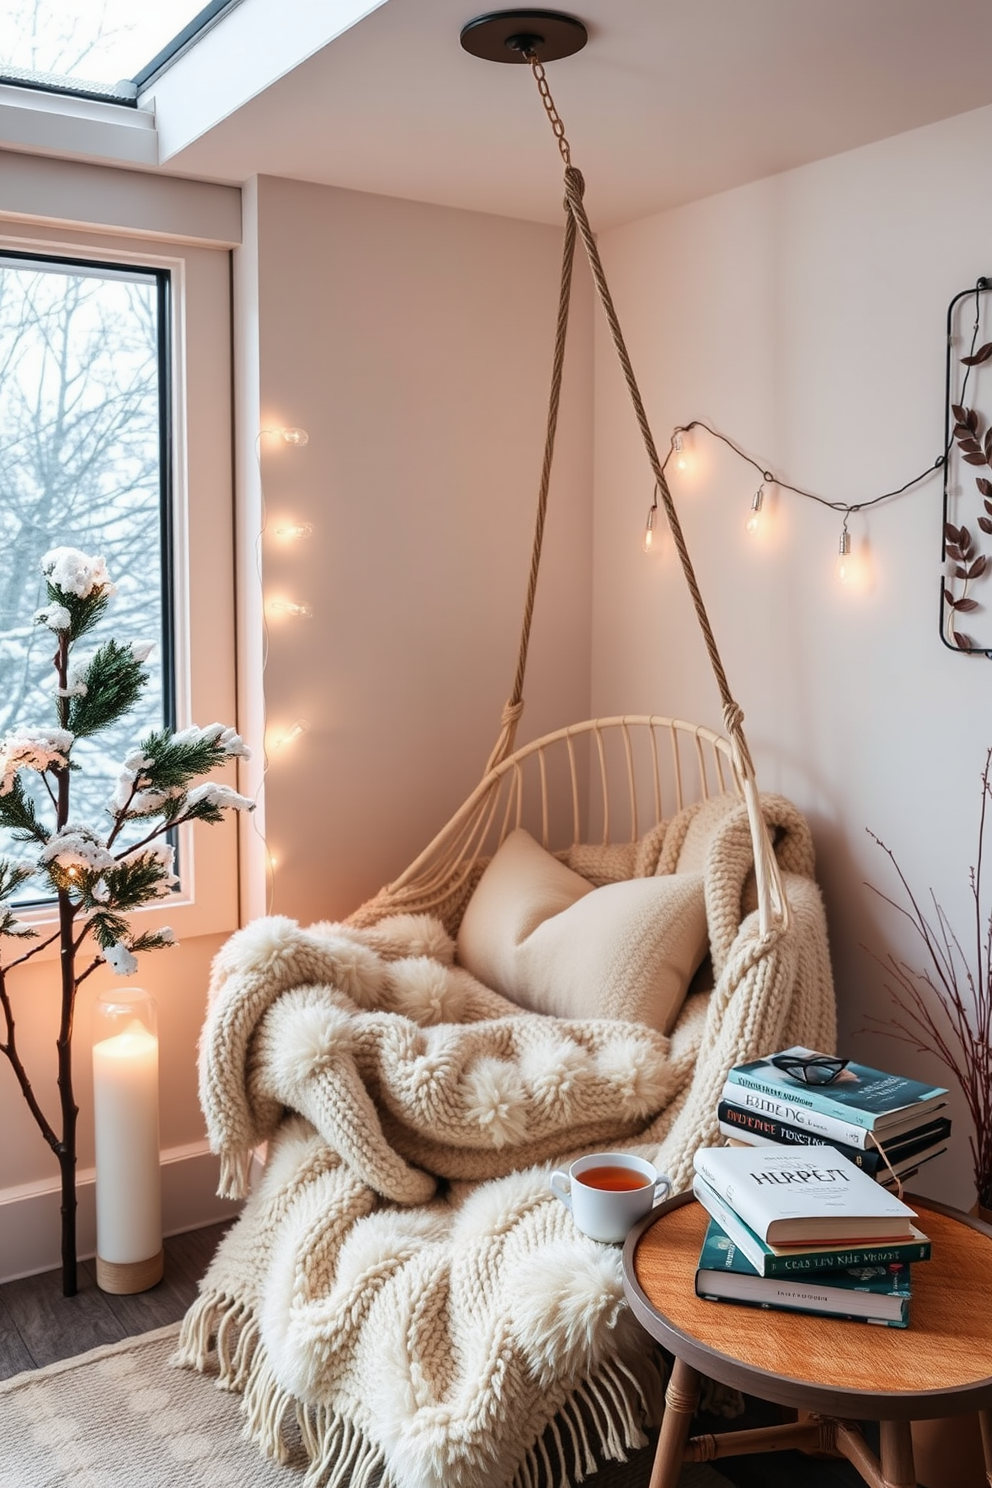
[487,192,578,771]
[487,56,789,935]
[560,168,747,763]
[559,167,786,934]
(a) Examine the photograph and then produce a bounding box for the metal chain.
[527,53,571,166]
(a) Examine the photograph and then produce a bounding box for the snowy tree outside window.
[0,252,170,904]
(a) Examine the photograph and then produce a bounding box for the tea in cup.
[549,1151,672,1243]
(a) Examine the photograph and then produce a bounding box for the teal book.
[691,1174,932,1278]
[695,1218,911,1325]
[726,1047,947,1134]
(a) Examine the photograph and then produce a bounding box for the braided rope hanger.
[487,55,789,938]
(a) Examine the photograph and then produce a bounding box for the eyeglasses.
[770,1053,850,1086]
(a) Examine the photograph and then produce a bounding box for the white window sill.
[0,83,157,167]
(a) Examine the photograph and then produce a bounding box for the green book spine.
[696,1219,912,1326]
[692,1176,932,1278]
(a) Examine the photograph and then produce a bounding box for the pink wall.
[590,102,992,1210]
[242,177,594,925]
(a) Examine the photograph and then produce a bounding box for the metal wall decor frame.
[942,277,992,656]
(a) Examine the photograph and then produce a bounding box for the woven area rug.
[0,1324,735,1488]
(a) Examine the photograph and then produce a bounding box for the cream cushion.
[456,828,709,1035]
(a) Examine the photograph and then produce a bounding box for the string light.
[834,524,853,585]
[267,598,313,619]
[271,719,310,751]
[642,500,658,554]
[644,419,945,578]
[744,484,765,537]
[259,426,310,446]
[252,421,313,915]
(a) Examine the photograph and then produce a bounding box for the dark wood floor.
[0,1224,875,1487]
[0,1221,230,1381]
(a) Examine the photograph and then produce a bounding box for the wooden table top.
[623,1193,992,1419]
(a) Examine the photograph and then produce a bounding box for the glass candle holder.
[92,989,163,1293]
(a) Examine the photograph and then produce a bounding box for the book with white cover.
[692,1145,918,1245]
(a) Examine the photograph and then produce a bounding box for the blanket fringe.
[243,1345,300,1464]
[508,1356,652,1488]
[219,1147,254,1200]
[171,1287,256,1387]
[301,1406,385,1488]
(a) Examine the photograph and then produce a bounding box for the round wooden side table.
[621,1192,992,1488]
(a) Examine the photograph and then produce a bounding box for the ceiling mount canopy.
[459,9,588,64]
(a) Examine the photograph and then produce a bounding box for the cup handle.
[652,1175,672,1208]
[550,1169,572,1211]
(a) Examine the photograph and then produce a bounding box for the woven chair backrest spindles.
[346,716,755,932]
[415,715,736,874]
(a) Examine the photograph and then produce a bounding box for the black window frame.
[0,247,178,907]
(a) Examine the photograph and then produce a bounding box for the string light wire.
[647,283,991,566]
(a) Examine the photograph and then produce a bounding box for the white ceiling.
[158,0,992,229]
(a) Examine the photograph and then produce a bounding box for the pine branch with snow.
[0,546,254,1295]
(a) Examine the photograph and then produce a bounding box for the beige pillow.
[457,828,709,1035]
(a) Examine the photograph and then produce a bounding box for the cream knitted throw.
[177,795,836,1488]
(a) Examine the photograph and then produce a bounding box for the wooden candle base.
[96,1249,164,1295]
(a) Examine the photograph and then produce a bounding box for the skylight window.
[0,0,238,103]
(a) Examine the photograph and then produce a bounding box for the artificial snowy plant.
[0,548,252,1295]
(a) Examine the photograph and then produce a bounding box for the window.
[0,1,239,104]
[0,251,174,905]
[0,206,239,941]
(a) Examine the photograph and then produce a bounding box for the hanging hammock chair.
[345,77,821,992]
[181,44,837,1488]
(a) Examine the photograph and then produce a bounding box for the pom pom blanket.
[177,796,836,1488]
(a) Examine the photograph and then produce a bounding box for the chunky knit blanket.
[177,795,836,1488]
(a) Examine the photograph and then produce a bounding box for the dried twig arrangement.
[866,748,992,1208]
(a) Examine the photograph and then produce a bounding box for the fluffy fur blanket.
[177,796,836,1488]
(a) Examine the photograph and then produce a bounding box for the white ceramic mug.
[549,1151,672,1243]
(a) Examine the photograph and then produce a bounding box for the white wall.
[241,177,594,926]
[591,102,992,1210]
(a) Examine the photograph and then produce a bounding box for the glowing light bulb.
[673,431,687,471]
[834,529,853,585]
[274,521,314,541]
[267,598,313,618]
[745,485,764,536]
[642,505,658,554]
[272,719,310,751]
[258,426,310,447]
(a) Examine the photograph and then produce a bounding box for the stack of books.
[692,1145,929,1327]
[718,1046,951,1188]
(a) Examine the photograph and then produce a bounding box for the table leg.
[878,1419,916,1488]
[979,1408,992,1487]
[649,1356,701,1488]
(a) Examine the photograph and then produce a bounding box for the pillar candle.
[92,990,162,1292]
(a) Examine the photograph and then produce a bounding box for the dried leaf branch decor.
[0,548,254,1295]
[944,335,992,650]
[866,749,992,1210]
